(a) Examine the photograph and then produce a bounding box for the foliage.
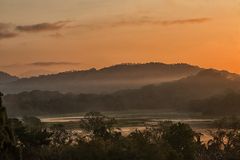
[6,112,240,160]
[0,92,20,160]
[188,91,240,116]
[79,112,121,140]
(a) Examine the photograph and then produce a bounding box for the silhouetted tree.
[0,92,21,160]
[162,122,199,160]
[79,112,121,140]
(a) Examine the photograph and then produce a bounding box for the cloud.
[0,32,18,39]
[110,17,211,27]
[16,21,70,32]
[28,62,81,67]
[0,17,211,39]
[68,17,211,32]
[161,18,211,25]
[0,23,18,39]
[0,21,69,39]
[0,64,20,68]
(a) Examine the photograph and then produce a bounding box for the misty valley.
[2,63,240,117]
[1,63,240,160]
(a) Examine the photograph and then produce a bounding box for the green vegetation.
[4,112,240,160]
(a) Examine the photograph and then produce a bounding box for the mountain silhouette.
[4,68,240,116]
[0,71,18,84]
[0,62,201,94]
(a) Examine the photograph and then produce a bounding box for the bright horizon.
[1,0,240,76]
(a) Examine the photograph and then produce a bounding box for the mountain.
[4,68,240,116]
[0,71,18,84]
[0,62,202,94]
[111,69,240,110]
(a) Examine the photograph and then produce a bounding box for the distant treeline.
[4,89,240,116]
[186,91,240,115]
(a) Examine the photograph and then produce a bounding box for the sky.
[0,0,240,77]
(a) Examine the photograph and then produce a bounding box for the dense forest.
[5,90,240,116]
[3,111,240,160]
[187,91,240,115]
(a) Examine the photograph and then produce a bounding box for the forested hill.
[0,71,18,84]
[0,62,201,94]
[4,69,240,116]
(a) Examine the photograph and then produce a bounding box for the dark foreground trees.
[2,109,240,160]
[0,92,20,160]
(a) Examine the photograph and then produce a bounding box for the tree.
[11,116,52,160]
[50,124,74,146]
[162,122,199,160]
[79,112,121,140]
[0,92,21,160]
[22,116,42,129]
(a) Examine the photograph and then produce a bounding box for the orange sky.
[0,0,240,77]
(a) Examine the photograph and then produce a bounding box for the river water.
[40,112,215,143]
